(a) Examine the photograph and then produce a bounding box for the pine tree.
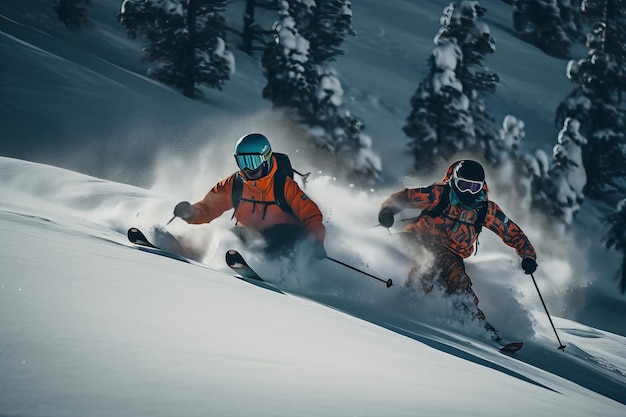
[512,0,582,58]
[604,198,626,293]
[54,0,90,29]
[535,117,588,231]
[404,44,475,171]
[262,0,381,185]
[118,0,234,98]
[559,0,584,41]
[404,1,499,171]
[287,0,355,63]
[517,149,550,212]
[555,0,626,197]
[241,0,279,55]
[334,110,383,186]
[261,9,318,119]
[486,115,525,166]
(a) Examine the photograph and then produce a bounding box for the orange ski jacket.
[188,156,325,242]
[381,183,536,260]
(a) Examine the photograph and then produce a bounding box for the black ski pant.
[231,223,306,257]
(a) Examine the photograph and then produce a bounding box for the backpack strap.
[418,183,451,219]
[474,201,488,235]
[273,170,295,216]
[231,173,244,220]
[418,183,488,235]
[472,200,488,256]
[271,153,308,219]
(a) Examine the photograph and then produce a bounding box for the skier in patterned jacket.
[378,160,537,332]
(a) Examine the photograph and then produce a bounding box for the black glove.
[378,207,395,228]
[314,241,327,260]
[173,201,198,222]
[521,258,537,275]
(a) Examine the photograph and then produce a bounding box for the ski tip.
[127,227,145,243]
[225,250,263,280]
[225,249,246,268]
[500,342,524,353]
[225,249,237,262]
[127,227,157,248]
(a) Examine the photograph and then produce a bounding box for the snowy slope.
[2,0,626,415]
[1,156,626,416]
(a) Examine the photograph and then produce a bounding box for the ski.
[225,249,263,280]
[127,228,283,293]
[128,227,158,248]
[225,250,285,294]
[499,341,524,353]
[127,227,199,265]
[485,322,523,353]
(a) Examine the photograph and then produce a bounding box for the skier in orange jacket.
[172,133,326,258]
[378,160,537,331]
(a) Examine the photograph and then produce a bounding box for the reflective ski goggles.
[234,151,272,171]
[453,176,484,194]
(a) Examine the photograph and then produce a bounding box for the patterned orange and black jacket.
[188,156,325,243]
[381,183,536,260]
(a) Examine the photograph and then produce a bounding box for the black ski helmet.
[451,160,485,206]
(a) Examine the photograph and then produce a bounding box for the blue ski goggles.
[454,176,484,194]
[234,151,272,171]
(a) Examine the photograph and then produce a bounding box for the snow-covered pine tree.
[404,40,474,171]
[287,0,355,63]
[405,1,499,171]
[118,0,234,98]
[483,115,525,202]
[604,198,626,293]
[54,0,90,29]
[488,115,525,166]
[559,0,584,41]
[555,0,626,197]
[535,118,588,231]
[261,7,318,119]
[333,110,383,186]
[517,149,550,212]
[262,0,381,185]
[308,69,381,185]
[512,0,582,58]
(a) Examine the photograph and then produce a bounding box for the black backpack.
[231,153,310,219]
[418,183,489,235]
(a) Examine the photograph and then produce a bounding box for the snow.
[1,0,626,416]
[2,158,626,415]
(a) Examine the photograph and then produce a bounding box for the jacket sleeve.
[188,174,236,224]
[381,186,438,213]
[283,177,325,242]
[484,201,537,260]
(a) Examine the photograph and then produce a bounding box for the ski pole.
[326,256,393,288]
[530,272,566,351]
